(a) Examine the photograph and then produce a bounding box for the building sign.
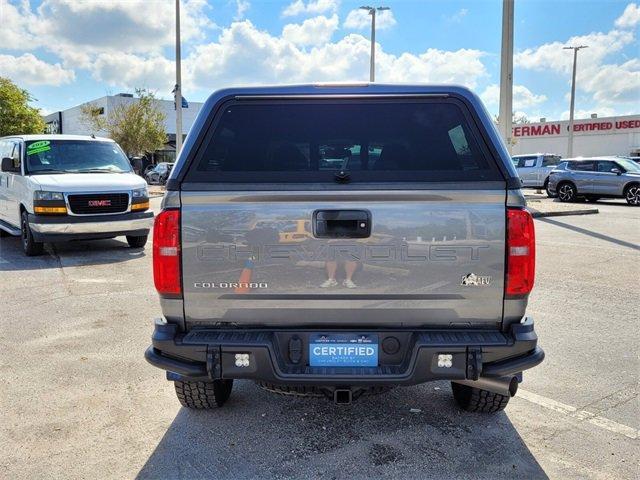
[44,111,62,134]
[513,117,640,138]
[45,119,61,134]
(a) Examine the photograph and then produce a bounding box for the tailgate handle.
[313,210,371,238]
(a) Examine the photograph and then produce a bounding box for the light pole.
[175,0,183,157]
[360,6,389,82]
[563,45,588,158]
[498,0,514,153]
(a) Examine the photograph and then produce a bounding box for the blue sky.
[1,0,638,121]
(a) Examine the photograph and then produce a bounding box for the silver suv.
[548,157,640,205]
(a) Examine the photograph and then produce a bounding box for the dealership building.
[43,93,204,164]
[44,98,638,161]
[510,114,640,158]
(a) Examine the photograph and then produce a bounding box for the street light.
[360,6,390,82]
[498,0,514,153]
[175,0,183,156]
[563,45,588,158]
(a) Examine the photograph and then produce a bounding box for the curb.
[528,208,599,218]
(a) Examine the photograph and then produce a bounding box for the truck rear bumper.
[145,317,544,387]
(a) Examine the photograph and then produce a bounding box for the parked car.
[0,135,154,255]
[512,153,562,196]
[145,162,174,185]
[547,156,640,205]
[144,84,543,413]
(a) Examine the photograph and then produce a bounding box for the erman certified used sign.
[513,116,640,138]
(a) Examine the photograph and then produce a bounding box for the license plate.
[309,334,378,367]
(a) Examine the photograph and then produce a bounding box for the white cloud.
[515,30,634,74]
[35,0,212,52]
[234,0,250,20]
[184,21,487,91]
[91,53,175,92]
[480,84,548,110]
[282,15,339,46]
[447,8,469,23]
[615,3,640,28]
[0,0,39,50]
[376,48,486,86]
[515,24,639,110]
[0,0,213,70]
[282,0,338,17]
[560,107,617,120]
[343,8,397,30]
[0,53,75,86]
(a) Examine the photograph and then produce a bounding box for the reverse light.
[235,353,250,367]
[153,209,181,297]
[506,208,536,297]
[437,354,453,368]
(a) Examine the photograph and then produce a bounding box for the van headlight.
[132,187,148,198]
[131,187,150,211]
[33,191,67,215]
[34,191,64,201]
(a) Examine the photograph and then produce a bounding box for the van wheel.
[126,234,148,248]
[174,380,233,409]
[624,184,640,206]
[21,211,44,256]
[557,182,577,202]
[451,382,510,413]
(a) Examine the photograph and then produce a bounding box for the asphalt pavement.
[0,197,638,480]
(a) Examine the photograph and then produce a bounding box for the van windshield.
[190,100,502,184]
[25,140,132,174]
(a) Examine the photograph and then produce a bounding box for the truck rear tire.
[451,382,510,413]
[174,380,233,409]
[126,234,148,248]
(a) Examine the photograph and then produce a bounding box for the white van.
[511,153,562,196]
[0,135,153,256]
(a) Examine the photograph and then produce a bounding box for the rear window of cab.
[186,99,503,184]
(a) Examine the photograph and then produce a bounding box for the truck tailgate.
[181,188,505,328]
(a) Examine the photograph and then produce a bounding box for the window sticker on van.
[27,140,51,155]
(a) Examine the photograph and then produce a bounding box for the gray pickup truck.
[145,84,543,412]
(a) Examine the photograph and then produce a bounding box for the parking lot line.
[517,388,638,440]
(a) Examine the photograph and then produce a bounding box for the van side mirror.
[1,157,19,173]
[610,168,622,175]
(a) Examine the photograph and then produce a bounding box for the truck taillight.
[506,208,535,297]
[153,209,182,297]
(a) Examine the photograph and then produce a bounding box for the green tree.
[0,77,45,136]
[81,88,166,157]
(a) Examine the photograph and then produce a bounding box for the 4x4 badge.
[461,273,492,286]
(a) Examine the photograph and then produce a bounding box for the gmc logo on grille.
[88,200,111,207]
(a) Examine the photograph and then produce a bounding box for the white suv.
[0,135,153,256]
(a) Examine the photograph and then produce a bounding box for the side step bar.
[0,219,20,236]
